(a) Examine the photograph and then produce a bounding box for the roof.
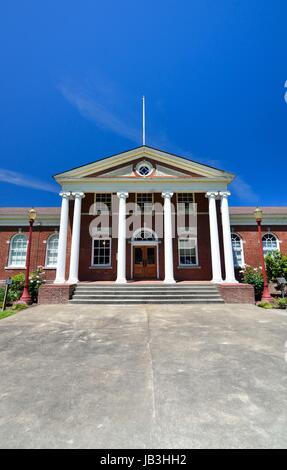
[0,207,61,216]
[229,207,287,215]
[53,146,235,189]
[0,207,61,227]
[53,145,230,177]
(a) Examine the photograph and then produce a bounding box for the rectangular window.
[92,238,111,266]
[136,193,154,213]
[177,193,195,214]
[232,247,243,267]
[95,193,112,213]
[231,235,243,267]
[178,238,198,266]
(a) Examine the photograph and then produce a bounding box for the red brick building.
[0,146,286,290]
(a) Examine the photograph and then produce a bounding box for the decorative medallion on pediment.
[134,160,155,177]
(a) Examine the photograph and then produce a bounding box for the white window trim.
[132,227,158,242]
[45,233,59,269]
[93,193,112,215]
[135,193,154,214]
[7,233,28,268]
[176,192,195,214]
[262,232,280,255]
[231,233,245,267]
[178,237,199,267]
[91,237,112,267]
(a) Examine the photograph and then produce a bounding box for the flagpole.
[142,95,146,146]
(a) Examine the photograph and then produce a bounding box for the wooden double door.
[133,245,157,280]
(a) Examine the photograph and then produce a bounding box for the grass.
[0,309,18,320]
[0,303,28,320]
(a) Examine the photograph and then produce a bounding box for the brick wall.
[1,200,287,285]
[38,284,75,304]
[0,226,59,283]
[218,284,255,304]
[232,225,287,267]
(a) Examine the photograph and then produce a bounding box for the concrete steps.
[69,284,224,304]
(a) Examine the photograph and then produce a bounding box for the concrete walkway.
[0,303,287,448]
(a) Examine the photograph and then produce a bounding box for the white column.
[206,192,222,283]
[220,191,237,283]
[116,192,128,284]
[162,191,175,284]
[68,192,85,284]
[54,192,71,284]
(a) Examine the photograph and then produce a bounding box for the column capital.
[59,191,71,199]
[161,191,173,199]
[72,192,85,199]
[206,191,219,199]
[117,192,129,199]
[219,191,231,199]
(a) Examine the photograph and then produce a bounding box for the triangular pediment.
[54,146,234,183]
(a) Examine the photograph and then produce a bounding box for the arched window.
[45,234,59,268]
[132,228,157,242]
[262,233,279,256]
[8,234,27,267]
[231,233,244,267]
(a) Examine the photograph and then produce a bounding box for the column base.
[223,278,238,284]
[163,278,176,284]
[115,278,127,284]
[211,278,223,284]
[54,278,66,284]
[67,278,79,285]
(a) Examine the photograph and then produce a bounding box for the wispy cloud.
[0,169,58,193]
[58,78,259,204]
[230,176,259,204]
[58,80,140,143]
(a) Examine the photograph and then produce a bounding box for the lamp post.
[254,207,272,302]
[20,208,37,304]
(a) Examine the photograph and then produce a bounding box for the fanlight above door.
[132,228,157,242]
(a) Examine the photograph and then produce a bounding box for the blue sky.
[0,0,286,207]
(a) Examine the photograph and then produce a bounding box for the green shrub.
[0,286,13,308]
[11,303,28,311]
[29,267,45,303]
[0,288,5,303]
[276,298,287,309]
[4,267,45,304]
[265,251,287,282]
[8,273,25,301]
[240,265,264,300]
[258,301,274,309]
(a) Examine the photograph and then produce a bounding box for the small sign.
[5,278,12,286]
